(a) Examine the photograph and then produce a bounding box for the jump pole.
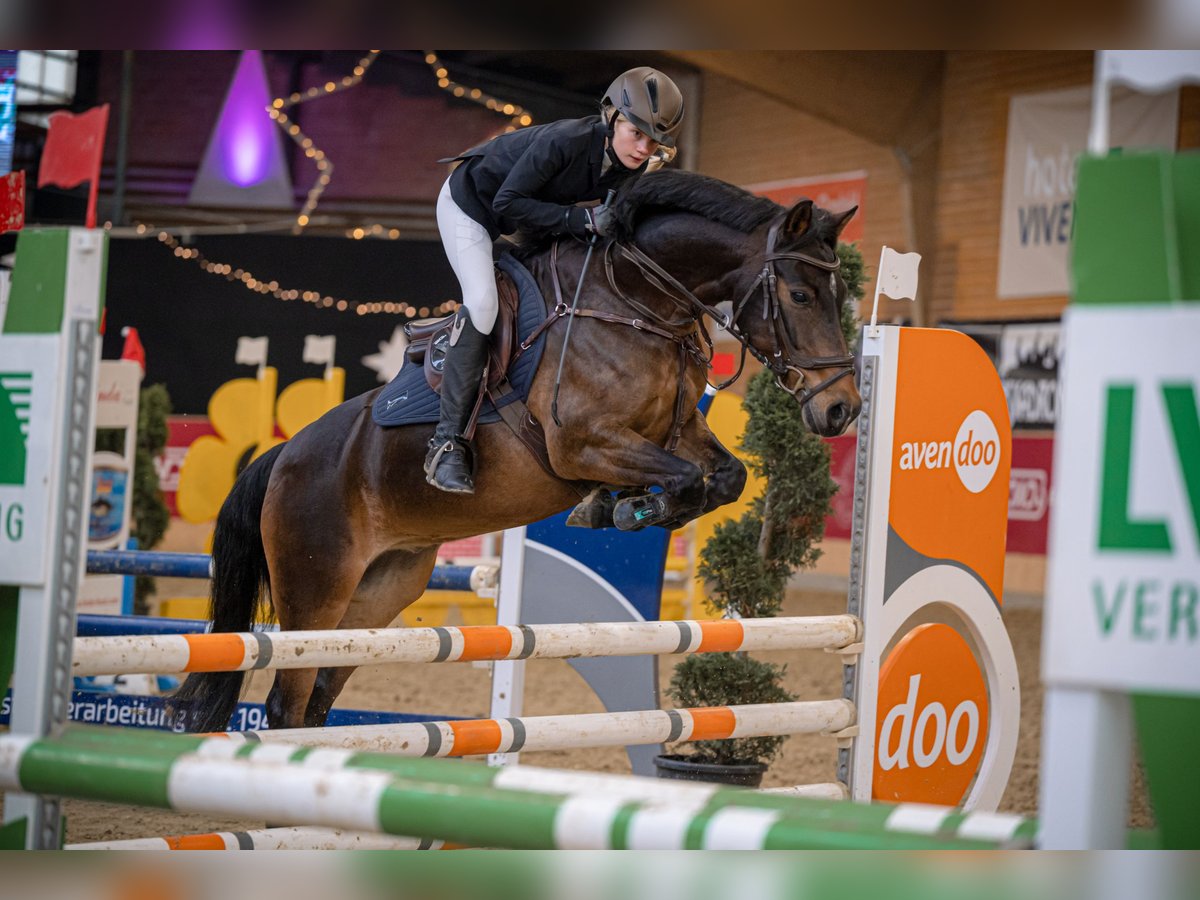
[70,614,862,677]
[213,698,855,756]
[0,726,1037,850]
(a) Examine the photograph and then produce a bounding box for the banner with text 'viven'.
[997,85,1177,300]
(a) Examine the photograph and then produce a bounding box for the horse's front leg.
[551,425,706,531]
[682,411,748,516]
[651,411,748,530]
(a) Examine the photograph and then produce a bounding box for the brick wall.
[695,72,917,327]
[931,52,1093,323]
[925,52,1196,322]
[696,53,1198,326]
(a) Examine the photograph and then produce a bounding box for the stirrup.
[425,439,475,494]
[424,439,457,479]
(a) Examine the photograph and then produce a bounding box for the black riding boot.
[424,309,490,494]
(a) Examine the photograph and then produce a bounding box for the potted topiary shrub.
[654,242,864,787]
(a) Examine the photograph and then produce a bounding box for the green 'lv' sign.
[1099,383,1200,552]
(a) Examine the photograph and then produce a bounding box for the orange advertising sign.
[874,623,989,805]
[889,328,1012,603]
[748,171,866,245]
[847,325,1018,810]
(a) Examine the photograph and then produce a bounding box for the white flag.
[235,336,269,367]
[877,246,922,301]
[303,334,336,367]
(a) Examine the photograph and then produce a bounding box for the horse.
[174,170,861,733]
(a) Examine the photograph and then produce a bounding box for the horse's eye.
[790,290,811,305]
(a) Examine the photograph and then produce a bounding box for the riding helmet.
[601,67,685,148]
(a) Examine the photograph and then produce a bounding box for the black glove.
[585,203,617,238]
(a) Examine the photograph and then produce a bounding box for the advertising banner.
[0,51,16,177]
[848,326,1019,810]
[997,85,1177,299]
[1044,306,1200,694]
[958,320,1061,430]
[747,171,866,245]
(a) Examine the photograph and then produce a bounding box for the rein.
[610,219,856,406]
[518,215,856,452]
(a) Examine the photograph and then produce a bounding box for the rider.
[426,66,686,495]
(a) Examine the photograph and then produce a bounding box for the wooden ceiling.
[667,51,946,155]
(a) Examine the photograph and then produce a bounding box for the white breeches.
[437,177,498,335]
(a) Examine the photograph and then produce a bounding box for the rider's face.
[610,115,660,169]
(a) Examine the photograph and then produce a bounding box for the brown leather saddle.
[402,268,580,491]
[402,268,522,396]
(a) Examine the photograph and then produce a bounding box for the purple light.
[214,51,279,188]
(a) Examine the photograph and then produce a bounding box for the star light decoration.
[128,51,536,318]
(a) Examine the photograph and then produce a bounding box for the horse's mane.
[513,170,837,262]
[611,170,781,237]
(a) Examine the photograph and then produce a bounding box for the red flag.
[0,170,24,233]
[38,104,110,228]
[120,326,147,377]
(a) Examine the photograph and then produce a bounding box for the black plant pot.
[652,753,767,788]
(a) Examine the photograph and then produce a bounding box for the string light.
[149,227,459,318]
[423,51,534,132]
[269,50,382,234]
[128,50,535,317]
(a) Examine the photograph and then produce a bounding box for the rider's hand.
[586,203,617,238]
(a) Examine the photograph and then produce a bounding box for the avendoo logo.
[873,623,990,806]
[897,409,1001,494]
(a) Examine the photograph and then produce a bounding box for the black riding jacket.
[446,115,646,241]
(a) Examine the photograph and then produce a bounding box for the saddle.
[394,259,576,491]
[403,269,521,397]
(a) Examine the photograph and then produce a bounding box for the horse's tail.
[171,442,286,733]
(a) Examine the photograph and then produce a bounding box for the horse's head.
[733,199,861,436]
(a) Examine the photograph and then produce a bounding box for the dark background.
[101,234,460,413]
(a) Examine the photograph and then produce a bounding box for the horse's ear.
[783,199,813,238]
[831,205,858,241]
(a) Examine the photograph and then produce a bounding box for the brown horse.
[174,171,861,732]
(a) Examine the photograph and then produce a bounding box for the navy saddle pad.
[372,252,549,428]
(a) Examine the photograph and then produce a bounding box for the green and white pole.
[0,726,1037,850]
[0,228,107,849]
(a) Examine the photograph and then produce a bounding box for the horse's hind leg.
[264,553,366,729]
[303,547,440,727]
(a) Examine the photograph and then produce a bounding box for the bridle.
[613,217,857,407]
[723,221,857,405]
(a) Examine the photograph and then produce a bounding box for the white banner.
[0,336,61,587]
[997,85,1178,299]
[1044,306,1200,694]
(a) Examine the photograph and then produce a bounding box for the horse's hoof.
[566,493,617,529]
[566,505,608,528]
[613,495,668,531]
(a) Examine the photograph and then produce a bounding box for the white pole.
[869,245,888,335]
[1038,686,1133,848]
[1088,50,1112,156]
[488,526,527,766]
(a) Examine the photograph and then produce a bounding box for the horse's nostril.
[828,403,847,432]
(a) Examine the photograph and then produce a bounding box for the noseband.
[723,222,857,406]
